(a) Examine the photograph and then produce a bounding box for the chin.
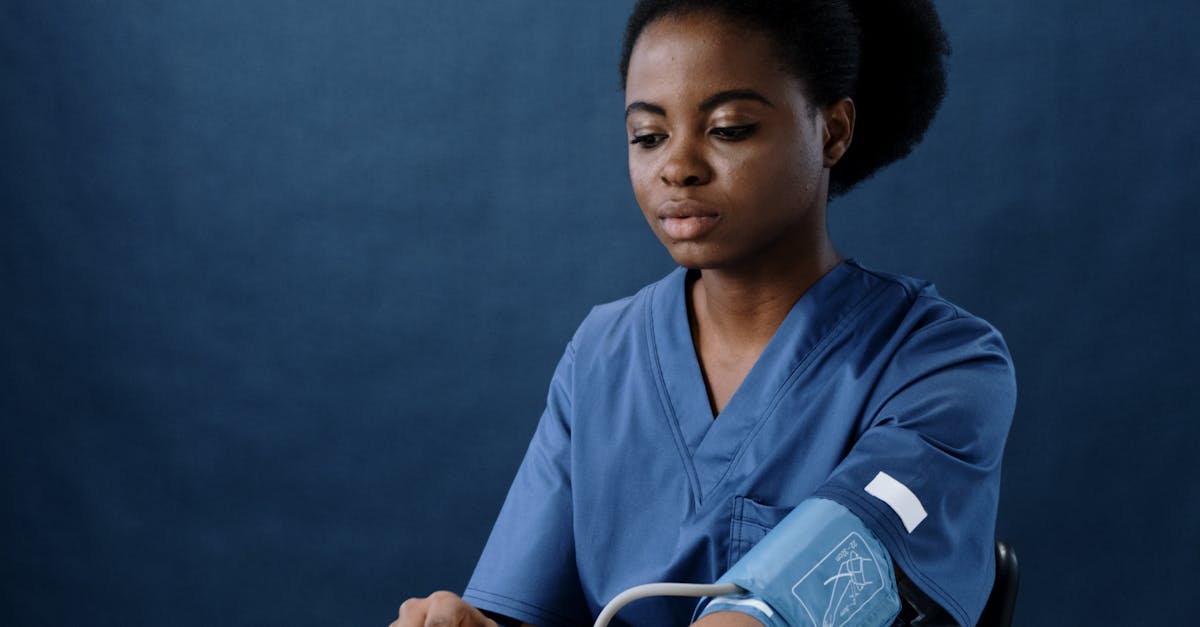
[663,242,730,270]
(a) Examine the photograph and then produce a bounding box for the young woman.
[393,1,1015,626]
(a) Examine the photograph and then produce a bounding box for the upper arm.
[707,312,1015,626]
[811,313,1016,625]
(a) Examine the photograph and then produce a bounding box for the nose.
[659,135,712,187]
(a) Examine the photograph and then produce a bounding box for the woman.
[394,1,1014,625]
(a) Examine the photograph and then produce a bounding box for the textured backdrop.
[2,1,1197,625]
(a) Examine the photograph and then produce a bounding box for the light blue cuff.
[707,497,900,627]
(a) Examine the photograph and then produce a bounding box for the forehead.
[625,12,799,105]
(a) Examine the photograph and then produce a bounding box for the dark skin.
[624,12,853,418]
[392,10,855,627]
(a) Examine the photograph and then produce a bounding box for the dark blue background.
[3,1,1197,625]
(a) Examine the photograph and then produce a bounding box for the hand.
[390,590,499,627]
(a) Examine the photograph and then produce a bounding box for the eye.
[710,124,758,141]
[630,133,666,149]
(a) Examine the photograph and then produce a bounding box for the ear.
[821,98,856,168]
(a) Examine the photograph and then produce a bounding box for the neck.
[689,237,843,356]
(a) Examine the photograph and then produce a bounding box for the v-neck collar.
[645,260,880,504]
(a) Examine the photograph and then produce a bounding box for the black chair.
[977,540,1019,627]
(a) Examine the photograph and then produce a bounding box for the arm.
[462,342,592,627]
[810,314,1016,625]
[694,498,901,627]
[692,612,765,627]
[391,344,586,627]
[696,313,1016,627]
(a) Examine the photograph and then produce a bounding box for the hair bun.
[834,0,950,193]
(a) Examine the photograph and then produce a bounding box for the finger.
[422,592,463,627]
[422,604,465,626]
[421,611,463,627]
[425,591,483,627]
[463,606,499,627]
[394,597,427,627]
[466,606,500,627]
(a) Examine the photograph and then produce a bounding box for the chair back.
[977,540,1019,627]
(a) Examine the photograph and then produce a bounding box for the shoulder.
[848,263,1016,433]
[567,267,683,349]
[849,260,1009,353]
[845,262,1016,417]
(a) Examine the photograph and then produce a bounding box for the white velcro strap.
[865,471,927,533]
[708,596,776,618]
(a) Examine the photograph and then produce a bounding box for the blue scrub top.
[464,260,1016,627]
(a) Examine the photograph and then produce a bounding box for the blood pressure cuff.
[696,498,900,627]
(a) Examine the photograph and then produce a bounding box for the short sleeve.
[463,343,591,627]
[810,310,1017,626]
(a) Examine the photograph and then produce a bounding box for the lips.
[657,200,719,241]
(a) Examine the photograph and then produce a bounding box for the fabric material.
[697,498,899,627]
[463,260,1016,627]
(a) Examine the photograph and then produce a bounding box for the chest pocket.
[728,496,797,568]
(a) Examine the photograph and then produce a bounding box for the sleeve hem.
[463,587,584,627]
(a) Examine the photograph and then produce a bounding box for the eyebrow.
[699,89,774,112]
[625,89,775,119]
